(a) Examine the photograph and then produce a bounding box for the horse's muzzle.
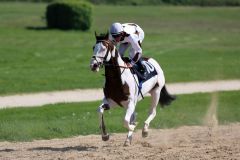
[90,61,100,72]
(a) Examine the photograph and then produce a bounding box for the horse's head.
[90,32,114,72]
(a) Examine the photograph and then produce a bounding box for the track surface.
[0,124,239,160]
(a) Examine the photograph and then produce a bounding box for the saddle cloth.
[123,57,157,83]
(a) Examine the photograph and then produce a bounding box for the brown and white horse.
[90,32,175,146]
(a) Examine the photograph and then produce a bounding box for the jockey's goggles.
[112,34,121,38]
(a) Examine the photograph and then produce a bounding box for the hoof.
[123,135,132,146]
[123,140,131,147]
[102,134,109,141]
[142,130,148,138]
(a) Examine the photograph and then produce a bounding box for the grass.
[0,3,239,95]
[0,91,239,142]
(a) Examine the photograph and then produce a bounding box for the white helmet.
[110,22,123,36]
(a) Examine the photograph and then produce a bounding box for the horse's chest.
[104,81,130,106]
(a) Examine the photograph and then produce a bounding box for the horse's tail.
[159,85,176,108]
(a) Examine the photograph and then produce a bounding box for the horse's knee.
[124,119,136,131]
[152,110,157,117]
[149,109,157,117]
[102,104,110,110]
[97,106,104,114]
[97,104,110,113]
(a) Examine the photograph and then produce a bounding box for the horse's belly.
[140,75,158,96]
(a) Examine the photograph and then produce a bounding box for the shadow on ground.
[28,145,98,152]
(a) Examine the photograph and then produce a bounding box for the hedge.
[46,0,92,30]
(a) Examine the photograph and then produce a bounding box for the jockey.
[109,22,146,79]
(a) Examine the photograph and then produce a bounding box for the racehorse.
[90,32,176,146]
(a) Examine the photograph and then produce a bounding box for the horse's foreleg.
[123,101,137,146]
[142,87,161,137]
[98,103,110,141]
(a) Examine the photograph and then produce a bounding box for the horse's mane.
[95,32,109,42]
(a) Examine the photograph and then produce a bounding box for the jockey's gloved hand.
[131,52,141,68]
[130,60,136,66]
[130,59,139,69]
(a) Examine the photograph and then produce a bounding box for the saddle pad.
[139,60,157,83]
[122,57,157,83]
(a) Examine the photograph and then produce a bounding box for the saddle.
[122,57,157,83]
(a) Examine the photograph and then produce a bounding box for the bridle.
[91,40,111,68]
[92,40,130,69]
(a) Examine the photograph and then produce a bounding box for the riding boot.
[136,58,147,80]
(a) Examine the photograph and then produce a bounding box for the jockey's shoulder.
[125,33,138,42]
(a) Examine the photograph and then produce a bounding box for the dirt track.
[0,81,240,159]
[0,123,239,160]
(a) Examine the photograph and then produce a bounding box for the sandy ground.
[0,123,239,160]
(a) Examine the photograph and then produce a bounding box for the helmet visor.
[112,34,121,38]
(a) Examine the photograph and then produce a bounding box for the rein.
[104,63,131,69]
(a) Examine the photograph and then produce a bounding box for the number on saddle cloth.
[122,57,157,98]
[122,57,157,82]
[135,60,157,83]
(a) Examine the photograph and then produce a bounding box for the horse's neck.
[104,48,126,82]
[112,47,125,67]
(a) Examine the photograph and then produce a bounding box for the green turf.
[0,91,239,142]
[0,3,240,95]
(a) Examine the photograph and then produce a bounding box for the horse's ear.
[105,31,109,39]
[95,31,97,38]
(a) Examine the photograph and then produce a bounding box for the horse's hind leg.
[142,86,161,137]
